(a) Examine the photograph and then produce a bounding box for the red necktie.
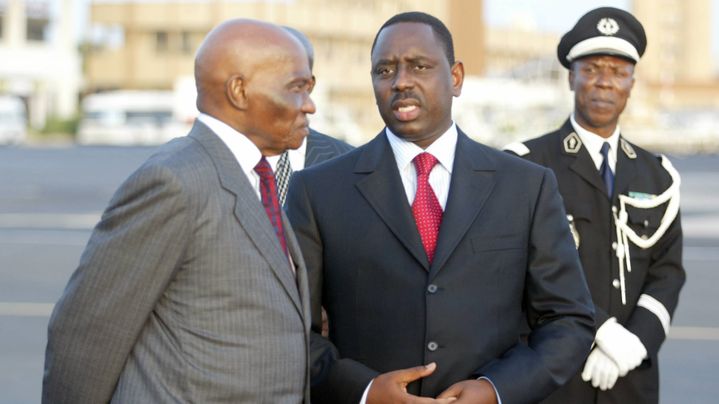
[254,157,288,257]
[412,152,443,264]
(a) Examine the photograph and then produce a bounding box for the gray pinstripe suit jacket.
[43,121,311,404]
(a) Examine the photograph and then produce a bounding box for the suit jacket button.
[612,279,621,289]
[611,242,617,250]
[427,284,438,294]
[427,341,438,351]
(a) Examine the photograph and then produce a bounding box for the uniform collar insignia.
[621,138,637,159]
[563,132,582,154]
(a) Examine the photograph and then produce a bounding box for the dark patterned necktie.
[254,157,288,257]
[411,152,443,264]
[275,151,293,206]
[599,142,614,198]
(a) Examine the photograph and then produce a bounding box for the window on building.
[26,17,49,42]
[181,31,193,54]
[89,24,125,50]
[155,31,169,52]
[25,0,49,42]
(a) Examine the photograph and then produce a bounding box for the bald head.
[194,18,315,156]
[195,19,303,111]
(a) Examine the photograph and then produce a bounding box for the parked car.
[77,90,192,145]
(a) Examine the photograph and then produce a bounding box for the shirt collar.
[385,123,458,174]
[265,135,307,171]
[198,112,263,176]
[570,113,620,157]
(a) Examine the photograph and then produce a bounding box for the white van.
[0,95,27,145]
[77,90,192,145]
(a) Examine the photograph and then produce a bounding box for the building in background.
[83,0,718,150]
[84,0,484,144]
[0,0,81,130]
[474,0,719,151]
[629,0,719,150]
[637,0,714,91]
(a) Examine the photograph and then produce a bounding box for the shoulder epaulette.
[503,142,530,157]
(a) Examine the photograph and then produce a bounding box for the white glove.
[581,347,619,391]
[594,317,647,376]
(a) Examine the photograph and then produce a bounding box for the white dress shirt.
[359,123,501,404]
[198,113,271,200]
[385,124,457,210]
[570,114,620,172]
[266,136,308,171]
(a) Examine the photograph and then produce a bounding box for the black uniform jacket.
[513,119,685,404]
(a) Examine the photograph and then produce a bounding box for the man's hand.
[581,347,620,391]
[367,363,455,404]
[437,379,498,404]
[594,317,647,376]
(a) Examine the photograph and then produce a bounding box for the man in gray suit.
[43,19,316,403]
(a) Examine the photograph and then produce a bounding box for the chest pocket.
[623,205,666,261]
[626,206,663,238]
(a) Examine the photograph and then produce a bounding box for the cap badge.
[597,18,620,35]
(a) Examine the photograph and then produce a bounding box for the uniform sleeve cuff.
[637,293,671,336]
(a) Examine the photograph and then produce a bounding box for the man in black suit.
[287,12,595,404]
[506,8,685,403]
[272,26,354,206]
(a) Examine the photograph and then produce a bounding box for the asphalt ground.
[0,146,717,403]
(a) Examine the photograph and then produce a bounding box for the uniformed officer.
[505,7,685,404]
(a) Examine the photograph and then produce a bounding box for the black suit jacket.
[287,128,595,404]
[305,128,354,167]
[515,119,685,404]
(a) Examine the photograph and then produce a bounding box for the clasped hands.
[581,317,647,391]
[366,362,498,404]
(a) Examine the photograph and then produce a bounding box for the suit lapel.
[613,135,637,201]
[283,211,311,327]
[354,132,430,270]
[429,130,496,278]
[189,122,303,315]
[559,121,608,195]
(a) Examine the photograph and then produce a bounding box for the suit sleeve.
[476,168,596,403]
[42,163,192,404]
[625,208,685,358]
[286,171,379,404]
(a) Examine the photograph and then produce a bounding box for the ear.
[568,67,576,91]
[226,74,248,110]
[450,60,465,97]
